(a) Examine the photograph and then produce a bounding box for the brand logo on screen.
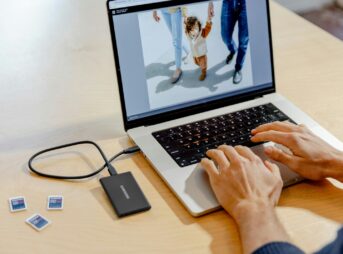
[116,8,128,14]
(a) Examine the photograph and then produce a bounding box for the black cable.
[28,141,140,180]
[93,145,140,176]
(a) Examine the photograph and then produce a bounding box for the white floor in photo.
[138,1,253,110]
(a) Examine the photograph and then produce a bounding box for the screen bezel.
[107,0,276,131]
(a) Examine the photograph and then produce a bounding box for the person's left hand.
[201,145,283,222]
[153,10,160,22]
[208,1,215,18]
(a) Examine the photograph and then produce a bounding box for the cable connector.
[107,164,117,176]
[107,146,140,175]
[123,146,140,154]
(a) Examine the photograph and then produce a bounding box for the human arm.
[202,145,295,254]
[201,21,212,38]
[251,121,343,182]
[201,4,214,38]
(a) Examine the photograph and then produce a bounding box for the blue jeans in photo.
[221,0,249,71]
[162,8,189,69]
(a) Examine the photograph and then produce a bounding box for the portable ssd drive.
[100,172,151,217]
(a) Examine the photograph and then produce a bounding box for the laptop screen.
[108,0,274,127]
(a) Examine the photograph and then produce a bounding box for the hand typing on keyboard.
[200,122,343,254]
[251,121,343,182]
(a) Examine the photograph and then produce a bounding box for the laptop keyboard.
[152,103,294,167]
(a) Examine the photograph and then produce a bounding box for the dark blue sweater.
[253,228,343,254]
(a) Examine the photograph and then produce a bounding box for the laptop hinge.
[143,94,268,128]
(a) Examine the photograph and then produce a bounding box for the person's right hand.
[153,10,160,22]
[208,1,215,18]
[251,121,343,182]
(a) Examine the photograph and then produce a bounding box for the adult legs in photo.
[161,8,189,83]
[235,1,249,73]
[161,9,190,59]
[221,0,249,84]
[221,0,237,64]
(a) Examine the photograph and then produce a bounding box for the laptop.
[107,0,343,216]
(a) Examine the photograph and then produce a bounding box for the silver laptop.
[107,0,343,216]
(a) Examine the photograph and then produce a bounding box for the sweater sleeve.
[201,22,212,38]
[252,242,305,254]
[314,228,343,254]
[253,227,343,254]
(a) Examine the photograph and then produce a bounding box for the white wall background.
[276,0,334,12]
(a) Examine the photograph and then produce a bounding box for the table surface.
[1,1,343,253]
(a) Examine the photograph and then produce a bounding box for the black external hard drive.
[100,172,151,217]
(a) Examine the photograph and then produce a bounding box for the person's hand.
[153,10,160,22]
[201,145,283,222]
[208,1,215,18]
[202,146,291,254]
[251,121,343,182]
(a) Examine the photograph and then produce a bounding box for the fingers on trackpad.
[274,144,293,155]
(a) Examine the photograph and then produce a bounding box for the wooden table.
[1,1,343,253]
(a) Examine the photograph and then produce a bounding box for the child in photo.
[185,14,212,81]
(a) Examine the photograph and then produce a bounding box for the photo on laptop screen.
[109,0,273,122]
[138,1,253,110]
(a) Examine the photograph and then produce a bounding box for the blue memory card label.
[26,214,50,231]
[47,195,64,210]
[9,196,27,212]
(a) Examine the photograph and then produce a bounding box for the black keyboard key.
[218,134,228,141]
[169,149,181,156]
[238,136,246,144]
[229,125,237,131]
[176,139,186,146]
[268,114,279,122]
[189,157,199,164]
[276,112,289,121]
[185,136,194,143]
[164,144,172,150]
[178,160,191,167]
[237,122,245,129]
[203,132,211,138]
[228,131,237,138]
[230,139,237,145]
